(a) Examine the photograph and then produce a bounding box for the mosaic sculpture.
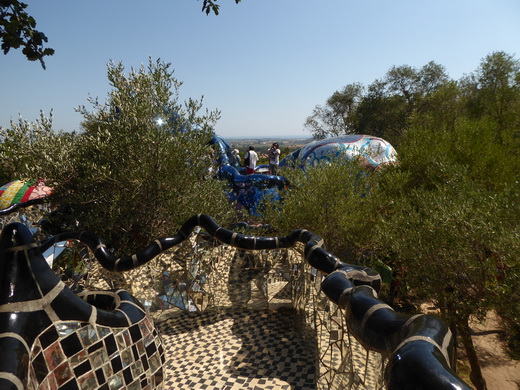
[279,134,398,170]
[3,212,472,389]
[322,269,471,389]
[211,135,288,215]
[0,180,52,209]
[0,222,165,389]
[211,135,398,214]
[0,196,47,217]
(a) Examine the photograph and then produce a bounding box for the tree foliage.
[305,52,519,149]
[0,0,242,68]
[370,118,519,389]
[1,58,234,253]
[304,83,364,139]
[0,0,54,68]
[281,52,520,389]
[461,51,520,137]
[304,61,451,143]
[201,0,242,15]
[263,158,377,256]
[0,110,71,184]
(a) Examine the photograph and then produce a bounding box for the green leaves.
[60,59,233,252]
[305,61,451,142]
[3,58,233,254]
[269,96,519,345]
[201,0,242,15]
[264,158,377,256]
[305,52,520,150]
[0,0,54,69]
[1,0,243,68]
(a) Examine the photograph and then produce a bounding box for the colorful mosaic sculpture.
[0,180,52,210]
[38,214,470,389]
[280,134,398,170]
[0,204,472,389]
[0,222,165,389]
[211,135,287,215]
[211,135,398,214]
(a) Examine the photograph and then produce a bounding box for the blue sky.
[1,0,519,138]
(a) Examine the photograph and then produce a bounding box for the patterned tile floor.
[156,307,317,389]
[73,243,382,389]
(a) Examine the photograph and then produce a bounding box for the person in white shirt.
[244,146,258,174]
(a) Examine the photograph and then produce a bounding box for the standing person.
[243,146,258,175]
[268,142,281,175]
[231,149,241,168]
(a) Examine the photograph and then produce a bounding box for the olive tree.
[266,116,518,390]
[263,158,378,258]
[304,83,364,139]
[370,119,519,390]
[0,110,76,185]
[9,58,234,253]
[460,51,520,141]
[305,62,450,143]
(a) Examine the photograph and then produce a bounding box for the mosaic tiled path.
[78,243,383,389]
[156,307,317,389]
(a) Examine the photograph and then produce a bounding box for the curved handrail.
[322,270,471,389]
[35,214,470,389]
[0,222,164,389]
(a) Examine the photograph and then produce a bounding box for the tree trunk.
[457,316,487,390]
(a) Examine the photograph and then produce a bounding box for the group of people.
[232,143,281,175]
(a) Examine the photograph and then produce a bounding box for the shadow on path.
[157,307,316,389]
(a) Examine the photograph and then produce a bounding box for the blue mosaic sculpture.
[210,136,288,215]
[211,135,398,215]
[280,134,397,170]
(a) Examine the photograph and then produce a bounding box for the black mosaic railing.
[0,222,165,390]
[0,204,472,389]
[0,197,47,216]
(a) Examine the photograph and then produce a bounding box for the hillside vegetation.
[264,51,519,390]
[0,52,518,390]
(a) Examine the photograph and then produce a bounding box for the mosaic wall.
[78,235,385,389]
[27,313,164,390]
[290,246,385,390]
[0,218,166,390]
[0,210,472,389]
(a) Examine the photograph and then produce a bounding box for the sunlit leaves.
[2,58,233,254]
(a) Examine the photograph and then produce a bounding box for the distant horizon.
[222,134,312,140]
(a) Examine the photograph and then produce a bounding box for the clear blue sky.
[1,0,519,138]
